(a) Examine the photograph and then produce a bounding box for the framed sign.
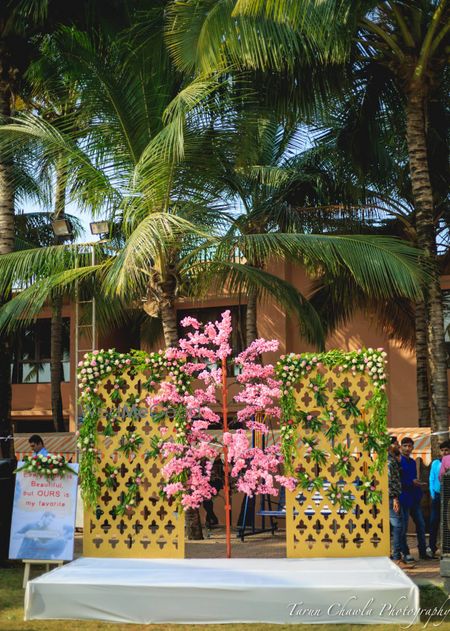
[9,463,78,561]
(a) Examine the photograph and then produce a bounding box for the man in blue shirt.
[388,436,412,568]
[428,440,450,557]
[28,434,48,456]
[399,436,427,561]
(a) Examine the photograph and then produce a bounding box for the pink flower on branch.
[275,475,297,492]
[191,419,209,431]
[154,310,294,511]
[235,338,279,364]
[180,316,201,330]
[164,482,184,496]
[165,347,187,361]
[245,420,270,434]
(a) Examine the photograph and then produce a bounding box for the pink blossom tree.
[146,310,296,557]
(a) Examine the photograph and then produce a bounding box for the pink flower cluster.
[234,339,282,425]
[149,311,295,509]
[223,431,296,496]
[178,309,232,365]
[161,438,219,509]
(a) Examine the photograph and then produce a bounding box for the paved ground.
[75,529,441,583]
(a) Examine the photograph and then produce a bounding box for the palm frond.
[309,271,416,349]
[166,0,349,75]
[103,213,218,297]
[202,260,325,349]
[0,241,107,296]
[0,114,120,215]
[0,265,99,333]
[216,232,427,300]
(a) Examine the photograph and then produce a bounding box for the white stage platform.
[25,556,419,625]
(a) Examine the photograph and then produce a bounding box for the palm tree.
[25,35,86,431]
[0,25,322,349]
[305,83,448,431]
[208,110,414,343]
[214,115,317,343]
[0,16,434,543]
[0,0,48,456]
[167,0,450,436]
[15,207,85,433]
[0,0,152,454]
[0,17,225,541]
[0,19,436,371]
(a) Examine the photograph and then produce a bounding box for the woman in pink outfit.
[438,454,450,480]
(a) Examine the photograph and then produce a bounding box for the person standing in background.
[439,450,450,480]
[399,437,429,561]
[28,435,48,456]
[428,440,450,558]
[203,456,224,528]
[388,436,413,568]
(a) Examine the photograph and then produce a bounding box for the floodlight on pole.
[51,217,73,238]
[90,221,110,236]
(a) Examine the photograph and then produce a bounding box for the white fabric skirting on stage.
[25,556,419,625]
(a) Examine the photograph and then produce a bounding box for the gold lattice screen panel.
[83,370,185,558]
[286,366,389,558]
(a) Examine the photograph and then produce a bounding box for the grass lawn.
[1,564,450,631]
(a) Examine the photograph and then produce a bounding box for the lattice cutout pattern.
[286,366,389,558]
[83,370,185,558]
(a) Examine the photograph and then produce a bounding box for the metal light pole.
[74,243,99,431]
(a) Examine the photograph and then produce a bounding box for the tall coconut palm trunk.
[245,260,263,345]
[158,275,203,540]
[159,271,179,347]
[0,78,14,458]
[246,287,258,344]
[415,300,431,427]
[160,302,178,347]
[50,292,65,432]
[406,85,448,450]
[50,164,67,432]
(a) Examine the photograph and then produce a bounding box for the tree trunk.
[51,292,65,432]
[185,507,204,541]
[246,287,258,344]
[160,300,179,348]
[415,300,431,427]
[0,79,14,458]
[159,274,179,347]
[406,84,448,452]
[50,164,66,432]
[158,276,203,540]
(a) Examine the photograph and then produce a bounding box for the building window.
[177,305,246,356]
[11,318,70,384]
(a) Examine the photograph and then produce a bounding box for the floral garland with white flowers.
[77,338,389,516]
[15,453,76,477]
[276,348,390,509]
[77,313,301,519]
[77,348,190,510]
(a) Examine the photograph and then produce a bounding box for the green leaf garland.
[118,431,144,457]
[77,348,191,511]
[277,348,389,511]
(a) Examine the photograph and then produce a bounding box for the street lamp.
[89,221,110,236]
[51,216,73,239]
